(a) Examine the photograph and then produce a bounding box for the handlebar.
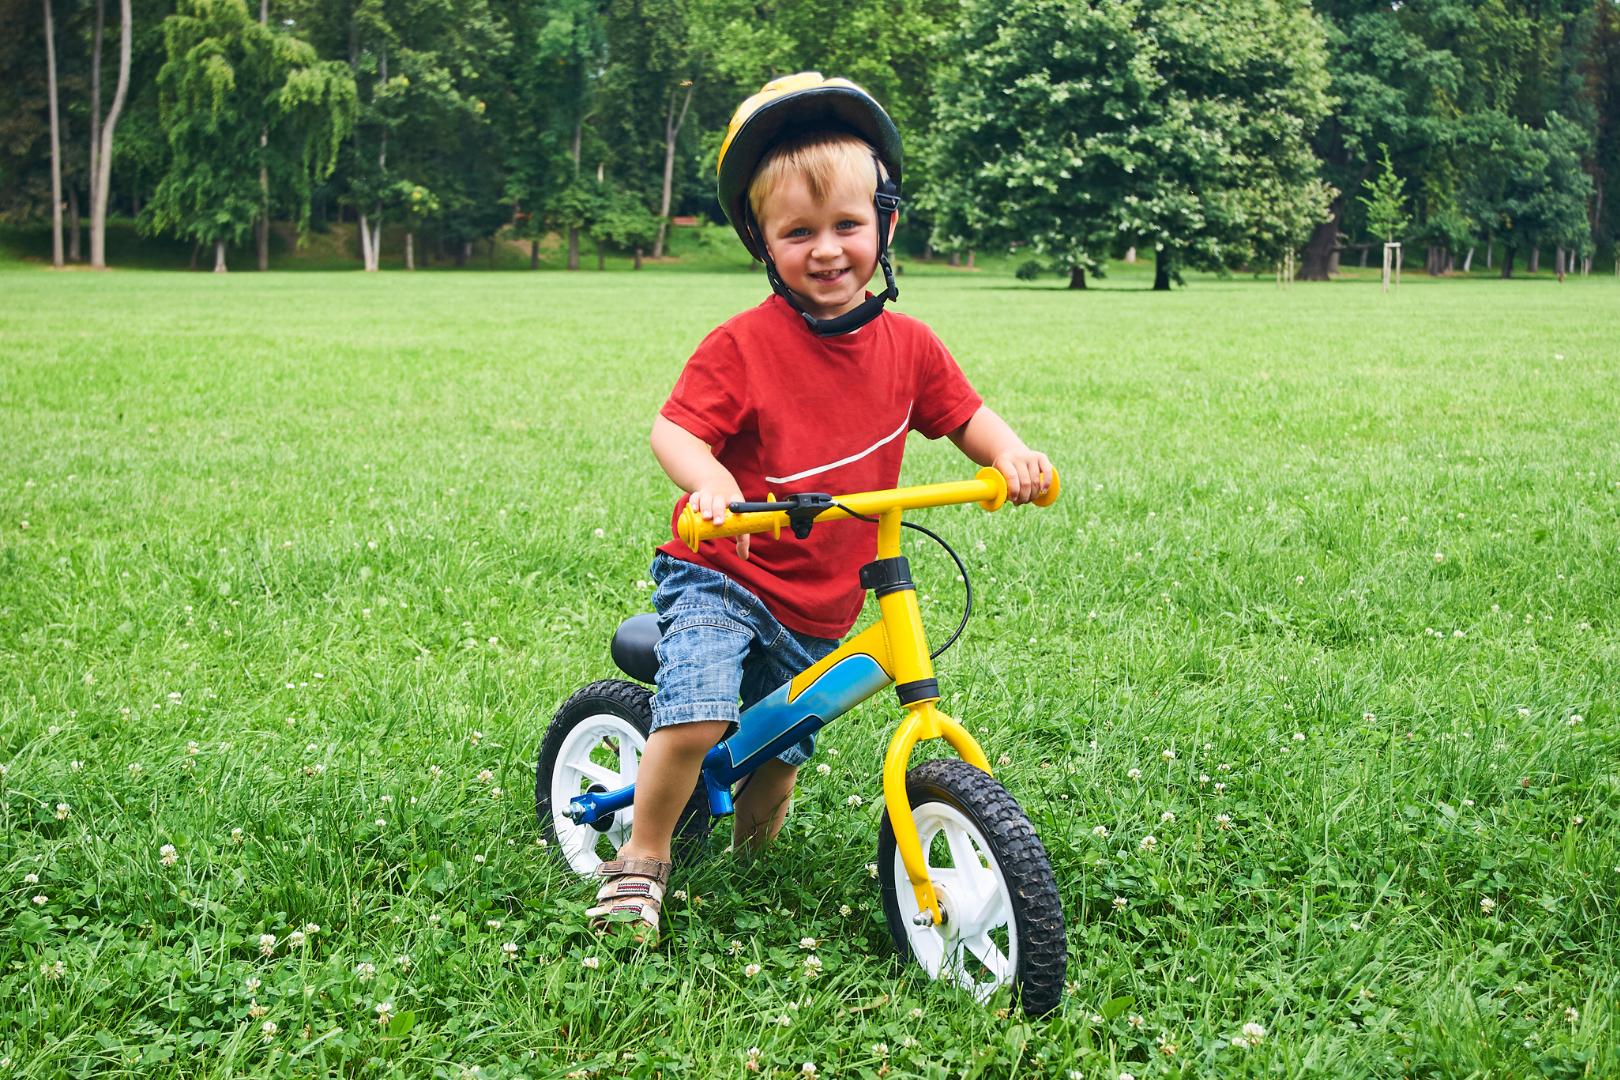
[676,466,1060,553]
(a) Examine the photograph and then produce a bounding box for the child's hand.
[691,487,750,559]
[992,448,1054,505]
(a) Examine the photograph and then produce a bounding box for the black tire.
[877,759,1066,1017]
[534,679,712,874]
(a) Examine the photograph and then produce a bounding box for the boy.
[588,73,1052,940]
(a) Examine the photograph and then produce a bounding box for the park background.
[4,1,1620,1079]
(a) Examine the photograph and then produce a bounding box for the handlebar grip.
[1033,467,1060,507]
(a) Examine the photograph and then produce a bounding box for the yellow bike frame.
[676,466,1059,926]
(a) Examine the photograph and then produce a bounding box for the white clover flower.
[247,1000,268,1020]
[815,763,831,776]
[1239,1021,1266,1047]
[581,956,600,970]
[261,1020,278,1042]
[1160,811,1176,824]
[477,769,494,783]
[259,933,277,956]
[1138,835,1157,851]
[1433,552,1445,563]
[428,764,443,778]
[23,873,39,885]
[501,942,518,958]
[866,862,879,879]
[1516,707,1531,719]
[128,763,143,777]
[1214,782,1227,794]
[32,894,47,905]
[486,919,502,930]
[1092,825,1109,838]
[375,1001,394,1026]
[469,730,483,746]
[304,923,320,935]
[1569,714,1584,726]
[245,976,261,993]
[803,955,822,976]
[1161,749,1176,761]
[1566,1006,1579,1023]
[801,1063,817,1077]
[1216,813,1232,830]
[286,931,306,948]
[799,936,817,949]
[1112,896,1128,911]
[909,1007,924,1019]
[354,962,376,980]
[1127,1013,1144,1028]
[40,959,66,979]
[1480,896,1497,914]
[744,963,762,978]
[846,794,863,807]
[159,844,179,867]
[55,802,70,821]
[490,787,502,798]
[230,828,245,844]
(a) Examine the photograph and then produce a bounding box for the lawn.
[1,264,1616,1078]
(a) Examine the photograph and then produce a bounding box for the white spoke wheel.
[878,759,1066,1016]
[534,680,711,875]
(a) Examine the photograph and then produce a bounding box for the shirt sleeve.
[909,327,983,440]
[659,326,751,447]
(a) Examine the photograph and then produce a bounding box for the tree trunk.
[633,246,643,270]
[460,240,471,265]
[1555,247,1565,276]
[653,81,694,259]
[1068,266,1086,290]
[90,0,131,269]
[404,230,414,270]
[1153,250,1170,291]
[1486,239,1493,269]
[254,0,268,271]
[966,251,975,269]
[948,252,960,267]
[68,186,81,262]
[922,241,933,260]
[89,0,103,219]
[567,118,582,270]
[529,239,539,269]
[189,240,200,270]
[1359,244,1369,268]
[1299,204,1341,280]
[1500,246,1515,279]
[358,211,373,269]
[213,239,227,273]
[596,238,605,271]
[1463,246,1474,272]
[487,237,495,267]
[1124,246,1136,263]
[43,0,64,268]
[1528,247,1539,273]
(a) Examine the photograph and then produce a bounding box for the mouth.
[808,268,850,284]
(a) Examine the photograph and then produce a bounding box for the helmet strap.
[747,154,902,337]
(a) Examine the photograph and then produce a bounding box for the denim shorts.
[648,552,841,767]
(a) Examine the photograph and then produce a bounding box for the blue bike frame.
[565,641,893,826]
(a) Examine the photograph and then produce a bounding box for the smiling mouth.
[809,268,849,283]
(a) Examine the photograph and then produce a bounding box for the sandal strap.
[595,856,672,886]
[594,873,666,906]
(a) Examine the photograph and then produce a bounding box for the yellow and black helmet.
[716,72,904,335]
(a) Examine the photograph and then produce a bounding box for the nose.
[811,231,842,261]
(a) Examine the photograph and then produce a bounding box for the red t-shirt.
[657,294,983,638]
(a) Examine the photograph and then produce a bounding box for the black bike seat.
[610,613,662,684]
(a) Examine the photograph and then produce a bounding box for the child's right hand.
[690,487,750,560]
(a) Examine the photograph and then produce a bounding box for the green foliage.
[143,0,354,249]
[924,0,1333,278]
[1358,144,1409,242]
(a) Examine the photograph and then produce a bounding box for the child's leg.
[616,719,728,864]
[732,758,798,855]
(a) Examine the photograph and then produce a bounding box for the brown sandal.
[586,856,673,943]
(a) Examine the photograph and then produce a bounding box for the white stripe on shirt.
[764,407,913,485]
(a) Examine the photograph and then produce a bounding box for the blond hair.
[748,131,882,227]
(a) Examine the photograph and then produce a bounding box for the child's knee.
[650,719,729,757]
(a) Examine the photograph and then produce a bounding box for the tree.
[90,0,132,268]
[924,0,1331,290]
[42,0,64,267]
[591,182,660,267]
[1358,144,1409,242]
[145,0,354,271]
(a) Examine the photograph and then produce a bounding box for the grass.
[1,262,1617,1078]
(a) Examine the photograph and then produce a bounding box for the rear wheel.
[535,679,711,875]
[877,759,1066,1016]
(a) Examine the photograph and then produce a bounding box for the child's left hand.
[993,448,1054,505]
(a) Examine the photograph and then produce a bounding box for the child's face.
[759,172,892,323]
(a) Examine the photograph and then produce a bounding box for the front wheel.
[535,679,711,875]
[877,759,1066,1016]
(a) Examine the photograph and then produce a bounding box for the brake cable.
[831,501,973,661]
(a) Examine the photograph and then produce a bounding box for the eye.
[786,227,811,238]
[837,220,862,231]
